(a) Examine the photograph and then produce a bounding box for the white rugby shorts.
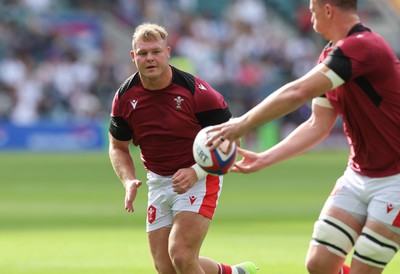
[322,167,400,228]
[145,171,223,232]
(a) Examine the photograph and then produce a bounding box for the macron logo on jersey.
[198,83,207,90]
[130,100,138,109]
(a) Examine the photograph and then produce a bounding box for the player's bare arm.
[108,133,142,212]
[232,102,338,174]
[206,64,335,151]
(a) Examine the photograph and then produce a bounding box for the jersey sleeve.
[109,91,132,141]
[193,78,232,128]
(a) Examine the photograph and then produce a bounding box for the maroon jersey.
[109,66,232,175]
[319,24,400,177]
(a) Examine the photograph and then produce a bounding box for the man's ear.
[130,50,135,62]
[325,4,333,17]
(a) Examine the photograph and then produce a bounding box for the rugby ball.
[192,127,237,175]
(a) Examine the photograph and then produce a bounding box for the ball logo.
[195,143,209,164]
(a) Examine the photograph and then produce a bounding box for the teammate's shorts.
[145,171,223,232]
[322,167,400,229]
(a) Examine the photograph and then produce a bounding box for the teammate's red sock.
[339,264,351,274]
[218,263,232,274]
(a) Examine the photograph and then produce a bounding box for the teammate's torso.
[320,24,400,177]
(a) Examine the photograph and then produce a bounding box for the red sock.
[218,263,232,274]
[339,264,351,274]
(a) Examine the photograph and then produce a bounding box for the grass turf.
[0,150,399,273]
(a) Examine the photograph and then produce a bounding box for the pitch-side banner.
[0,121,106,151]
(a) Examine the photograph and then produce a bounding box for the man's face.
[309,0,329,36]
[131,38,171,80]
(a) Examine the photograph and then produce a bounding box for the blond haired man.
[109,23,258,274]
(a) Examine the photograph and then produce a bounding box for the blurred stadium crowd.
[0,0,391,127]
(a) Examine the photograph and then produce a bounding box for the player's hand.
[124,179,142,212]
[172,168,197,194]
[206,118,246,152]
[231,147,265,173]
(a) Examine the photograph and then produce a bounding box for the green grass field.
[1,150,399,273]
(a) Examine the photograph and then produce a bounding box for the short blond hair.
[132,23,168,49]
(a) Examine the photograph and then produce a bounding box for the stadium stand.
[0,0,398,150]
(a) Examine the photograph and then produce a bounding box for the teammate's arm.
[206,64,342,150]
[109,133,142,212]
[232,101,338,173]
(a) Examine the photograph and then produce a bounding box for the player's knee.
[305,247,340,274]
[353,227,399,268]
[311,215,358,258]
[169,247,195,271]
[305,256,326,274]
[170,253,187,270]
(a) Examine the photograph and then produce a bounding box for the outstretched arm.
[206,64,336,150]
[109,133,142,212]
[232,101,338,173]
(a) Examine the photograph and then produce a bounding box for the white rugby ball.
[192,127,237,175]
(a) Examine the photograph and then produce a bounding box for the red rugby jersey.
[109,66,232,175]
[319,24,400,177]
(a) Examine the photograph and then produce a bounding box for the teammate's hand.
[172,168,197,194]
[124,179,142,212]
[231,147,264,173]
[206,118,246,151]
